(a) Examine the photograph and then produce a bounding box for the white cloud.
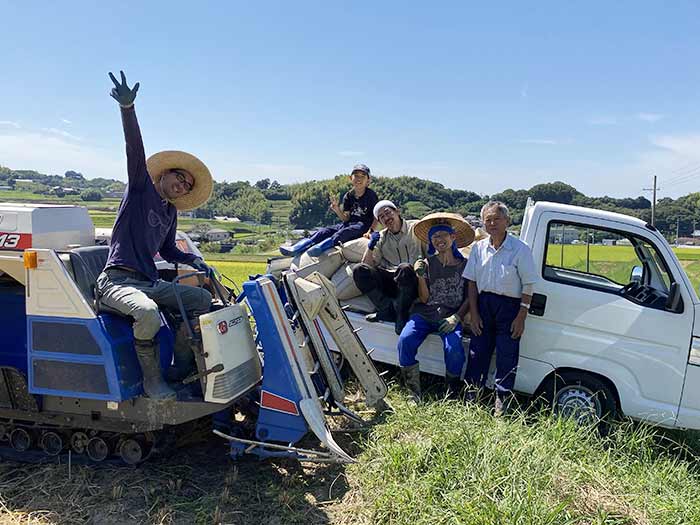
[61,118,72,125]
[587,115,618,126]
[637,112,665,123]
[41,128,83,142]
[520,82,528,99]
[0,131,124,180]
[0,120,20,129]
[650,133,700,160]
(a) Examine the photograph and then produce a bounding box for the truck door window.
[544,221,679,311]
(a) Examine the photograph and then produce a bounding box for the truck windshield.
[544,221,674,298]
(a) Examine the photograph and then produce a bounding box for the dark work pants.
[352,263,418,315]
[308,221,368,246]
[465,292,521,394]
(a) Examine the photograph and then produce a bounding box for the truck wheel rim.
[555,386,601,425]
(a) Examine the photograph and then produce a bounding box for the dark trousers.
[465,292,521,393]
[397,314,465,376]
[352,263,418,318]
[308,221,368,246]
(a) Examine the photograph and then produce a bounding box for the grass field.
[2,388,700,524]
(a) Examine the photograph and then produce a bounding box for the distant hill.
[3,164,698,239]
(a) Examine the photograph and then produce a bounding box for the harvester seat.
[68,246,122,315]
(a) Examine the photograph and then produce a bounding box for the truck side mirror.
[666,282,683,313]
[630,266,643,283]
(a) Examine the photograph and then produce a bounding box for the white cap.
[373,199,397,219]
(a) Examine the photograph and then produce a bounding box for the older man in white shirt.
[462,201,537,414]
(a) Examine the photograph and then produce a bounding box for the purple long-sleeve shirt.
[104,106,197,281]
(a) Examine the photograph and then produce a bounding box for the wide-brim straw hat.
[146,150,213,211]
[414,212,476,248]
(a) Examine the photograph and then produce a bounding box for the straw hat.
[146,150,213,211]
[413,212,475,248]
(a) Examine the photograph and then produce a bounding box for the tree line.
[6,164,700,238]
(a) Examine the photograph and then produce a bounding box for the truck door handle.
[529,293,547,316]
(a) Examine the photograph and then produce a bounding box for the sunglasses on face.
[172,170,194,193]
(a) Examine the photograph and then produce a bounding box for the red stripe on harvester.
[261,390,299,415]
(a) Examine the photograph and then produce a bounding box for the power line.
[665,161,700,181]
[665,163,700,185]
[663,166,700,189]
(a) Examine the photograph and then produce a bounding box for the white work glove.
[438,314,460,334]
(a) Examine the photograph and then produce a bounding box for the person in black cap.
[280,164,378,257]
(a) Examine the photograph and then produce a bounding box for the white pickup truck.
[321,200,700,430]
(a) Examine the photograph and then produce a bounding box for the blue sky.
[2,1,700,198]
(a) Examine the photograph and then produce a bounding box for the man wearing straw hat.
[352,200,425,334]
[397,212,475,401]
[462,201,537,415]
[95,71,215,400]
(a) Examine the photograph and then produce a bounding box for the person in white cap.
[351,200,425,334]
[96,71,215,401]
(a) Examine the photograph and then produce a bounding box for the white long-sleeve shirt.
[462,233,537,298]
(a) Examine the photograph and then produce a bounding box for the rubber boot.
[135,339,176,400]
[445,373,463,400]
[279,237,315,257]
[364,288,396,323]
[400,363,422,404]
[307,237,337,257]
[494,391,515,417]
[166,321,197,383]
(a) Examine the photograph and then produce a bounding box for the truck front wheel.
[541,371,618,434]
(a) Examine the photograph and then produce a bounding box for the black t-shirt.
[411,255,468,323]
[342,187,378,227]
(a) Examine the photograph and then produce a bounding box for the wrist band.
[520,302,530,309]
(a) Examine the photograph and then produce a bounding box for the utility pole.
[676,217,680,245]
[642,175,660,226]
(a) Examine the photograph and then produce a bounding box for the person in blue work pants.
[396,213,475,402]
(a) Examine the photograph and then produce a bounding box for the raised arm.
[109,70,148,191]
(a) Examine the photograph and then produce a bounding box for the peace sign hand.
[109,70,140,107]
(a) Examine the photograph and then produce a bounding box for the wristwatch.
[520,302,531,310]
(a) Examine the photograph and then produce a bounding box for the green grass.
[346,392,700,524]
[209,260,267,286]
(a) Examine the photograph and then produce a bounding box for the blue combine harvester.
[0,203,386,464]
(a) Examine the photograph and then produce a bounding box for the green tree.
[80,189,103,201]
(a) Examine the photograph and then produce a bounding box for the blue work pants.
[465,292,521,393]
[397,314,465,376]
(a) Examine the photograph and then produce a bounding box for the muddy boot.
[400,363,422,404]
[364,289,396,323]
[494,391,515,417]
[445,373,463,400]
[135,339,176,400]
[167,321,197,383]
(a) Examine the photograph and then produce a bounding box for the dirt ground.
[0,428,366,525]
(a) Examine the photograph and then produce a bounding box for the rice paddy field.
[546,243,700,291]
